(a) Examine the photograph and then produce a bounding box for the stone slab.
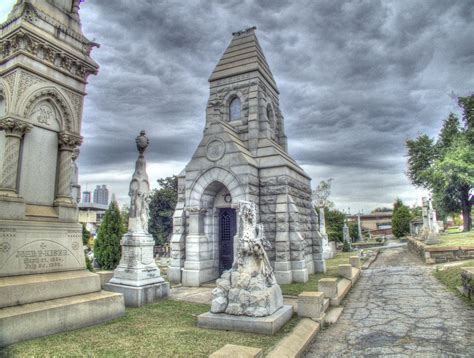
[0,270,100,308]
[330,278,352,306]
[267,318,320,358]
[197,304,293,335]
[105,281,170,307]
[0,290,124,347]
[324,306,344,326]
[96,270,114,288]
[210,344,263,358]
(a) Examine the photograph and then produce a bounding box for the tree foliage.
[320,207,346,242]
[371,207,392,213]
[148,176,178,245]
[349,222,359,240]
[391,198,411,238]
[94,201,125,270]
[406,95,474,231]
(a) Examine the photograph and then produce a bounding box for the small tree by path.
[94,201,125,270]
[392,198,411,238]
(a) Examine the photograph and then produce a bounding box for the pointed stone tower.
[0,0,124,346]
[169,27,325,287]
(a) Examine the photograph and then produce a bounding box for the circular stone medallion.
[206,138,226,161]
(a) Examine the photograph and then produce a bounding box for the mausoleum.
[169,27,325,286]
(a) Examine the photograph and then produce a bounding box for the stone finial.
[135,130,149,155]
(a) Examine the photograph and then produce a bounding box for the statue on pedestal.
[105,130,169,307]
[312,179,334,259]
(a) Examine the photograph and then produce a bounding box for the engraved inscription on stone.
[14,241,69,271]
[0,239,82,276]
[206,138,225,161]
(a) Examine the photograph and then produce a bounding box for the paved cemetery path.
[305,247,474,357]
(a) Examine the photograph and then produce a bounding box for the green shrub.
[342,240,352,252]
[93,201,125,270]
[392,199,411,238]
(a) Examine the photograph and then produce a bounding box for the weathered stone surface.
[305,247,474,357]
[297,291,326,321]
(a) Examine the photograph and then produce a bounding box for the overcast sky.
[2,1,473,213]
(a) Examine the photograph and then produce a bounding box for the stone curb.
[266,318,320,358]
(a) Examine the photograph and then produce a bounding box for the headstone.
[343,222,350,243]
[0,0,124,347]
[197,200,292,334]
[105,131,169,307]
[420,196,441,245]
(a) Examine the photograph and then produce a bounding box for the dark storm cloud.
[69,0,474,211]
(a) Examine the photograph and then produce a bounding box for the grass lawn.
[430,231,474,248]
[433,260,474,309]
[279,251,355,296]
[1,300,298,357]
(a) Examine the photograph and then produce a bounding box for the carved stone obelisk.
[105,131,169,307]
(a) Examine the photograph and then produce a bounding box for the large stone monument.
[197,201,292,334]
[105,131,169,307]
[0,0,124,346]
[169,27,325,287]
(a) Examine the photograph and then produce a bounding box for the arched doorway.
[200,181,237,275]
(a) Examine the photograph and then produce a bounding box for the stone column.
[54,132,82,205]
[0,118,32,196]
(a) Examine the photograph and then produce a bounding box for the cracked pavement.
[305,247,474,357]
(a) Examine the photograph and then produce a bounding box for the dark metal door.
[219,208,236,274]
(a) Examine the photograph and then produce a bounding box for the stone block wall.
[461,268,474,300]
[407,236,474,264]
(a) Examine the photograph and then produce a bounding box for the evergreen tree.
[391,199,411,238]
[82,223,91,246]
[148,176,178,245]
[94,200,124,270]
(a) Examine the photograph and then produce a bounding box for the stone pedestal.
[105,232,169,307]
[197,305,293,335]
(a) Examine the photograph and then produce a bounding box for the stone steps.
[0,290,124,347]
[330,278,352,306]
[324,306,344,325]
[0,270,101,308]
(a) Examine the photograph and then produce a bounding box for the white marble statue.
[128,130,151,234]
[210,200,284,317]
[312,179,334,259]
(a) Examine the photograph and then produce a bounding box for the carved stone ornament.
[210,200,284,317]
[0,118,32,137]
[206,137,226,161]
[58,132,82,150]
